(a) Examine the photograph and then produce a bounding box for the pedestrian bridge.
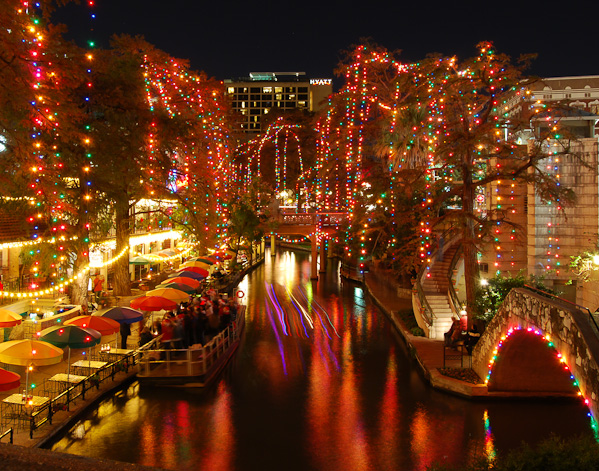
[472,288,599,421]
[267,210,349,279]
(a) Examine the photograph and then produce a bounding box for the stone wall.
[473,288,599,419]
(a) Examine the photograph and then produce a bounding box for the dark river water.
[50,249,596,470]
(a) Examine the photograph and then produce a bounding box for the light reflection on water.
[50,249,595,470]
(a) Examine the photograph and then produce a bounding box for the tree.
[422,43,577,326]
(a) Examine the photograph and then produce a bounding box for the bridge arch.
[473,288,599,422]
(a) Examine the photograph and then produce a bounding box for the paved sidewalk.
[363,268,488,397]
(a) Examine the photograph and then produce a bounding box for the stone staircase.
[421,245,459,339]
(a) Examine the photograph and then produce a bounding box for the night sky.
[53,0,598,88]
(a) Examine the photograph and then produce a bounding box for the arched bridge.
[472,288,599,420]
[268,210,349,279]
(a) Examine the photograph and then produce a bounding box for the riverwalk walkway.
[363,267,488,397]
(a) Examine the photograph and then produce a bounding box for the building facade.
[479,76,599,306]
[224,72,333,136]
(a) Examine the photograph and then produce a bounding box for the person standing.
[93,274,104,302]
[120,322,131,349]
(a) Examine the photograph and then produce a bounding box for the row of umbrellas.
[0,248,236,391]
[0,306,145,392]
[129,251,234,311]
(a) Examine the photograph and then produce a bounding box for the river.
[50,249,595,470]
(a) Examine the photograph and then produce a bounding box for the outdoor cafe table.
[2,393,50,428]
[47,373,87,393]
[99,348,134,367]
[71,360,107,376]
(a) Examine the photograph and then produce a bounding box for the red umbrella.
[0,309,22,328]
[167,276,201,289]
[65,315,120,336]
[130,295,177,312]
[0,367,20,392]
[176,266,209,277]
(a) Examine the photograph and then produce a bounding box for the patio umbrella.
[0,339,64,367]
[0,309,22,328]
[99,307,144,324]
[166,276,201,289]
[0,368,20,392]
[156,282,195,294]
[39,325,102,350]
[181,261,212,270]
[65,315,120,336]
[39,325,102,382]
[0,339,63,398]
[146,288,189,304]
[158,249,177,257]
[168,271,205,281]
[187,257,217,265]
[129,255,153,265]
[176,266,209,277]
[130,295,177,311]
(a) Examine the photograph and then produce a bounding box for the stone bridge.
[266,211,348,280]
[472,288,599,421]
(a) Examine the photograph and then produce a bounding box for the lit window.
[263,87,272,93]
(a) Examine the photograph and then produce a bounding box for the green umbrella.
[39,325,102,382]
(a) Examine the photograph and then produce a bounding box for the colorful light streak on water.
[49,249,598,471]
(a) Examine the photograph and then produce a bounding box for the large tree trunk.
[70,261,89,306]
[70,177,91,306]
[114,197,132,296]
[462,159,479,330]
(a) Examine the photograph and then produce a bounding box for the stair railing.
[447,244,464,319]
[414,263,435,329]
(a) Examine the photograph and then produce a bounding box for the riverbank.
[362,267,489,398]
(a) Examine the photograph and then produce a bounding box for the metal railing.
[22,338,159,439]
[447,244,463,318]
[414,266,435,328]
[0,427,13,443]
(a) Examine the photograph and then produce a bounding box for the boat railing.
[138,307,246,379]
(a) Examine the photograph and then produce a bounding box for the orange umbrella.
[65,315,120,336]
[146,288,189,303]
[0,309,22,328]
[130,295,177,311]
[167,276,201,289]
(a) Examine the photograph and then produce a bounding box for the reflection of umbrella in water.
[130,295,177,312]
[157,282,195,294]
[0,368,21,392]
[39,325,101,381]
[0,339,63,397]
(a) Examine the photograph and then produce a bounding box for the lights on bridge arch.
[485,326,598,434]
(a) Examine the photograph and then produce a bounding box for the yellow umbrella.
[0,339,63,367]
[0,339,63,399]
[146,287,189,304]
